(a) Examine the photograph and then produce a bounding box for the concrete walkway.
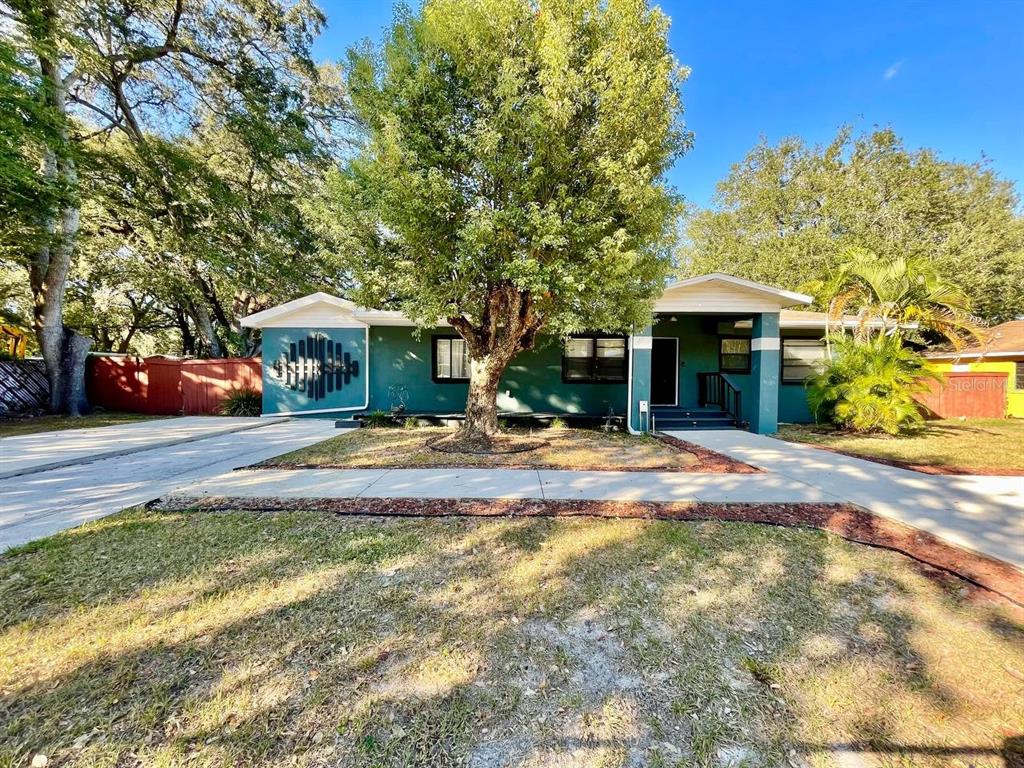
[0,416,286,478]
[166,430,1024,569]
[0,419,339,550]
[672,430,1024,570]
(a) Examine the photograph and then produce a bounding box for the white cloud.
[883,61,904,80]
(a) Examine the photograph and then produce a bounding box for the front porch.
[628,275,810,435]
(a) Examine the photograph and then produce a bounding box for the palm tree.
[823,246,982,350]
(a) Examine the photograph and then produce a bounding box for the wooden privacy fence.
[88,356,261,415]
[0,359,49,412]
[915,371,1007,419]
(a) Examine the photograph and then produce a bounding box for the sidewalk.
[0,416,287,478]
[167,430,1024,569]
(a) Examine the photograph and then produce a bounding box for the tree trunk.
[462,355,503,441]
[447,283,542,448]
[31,33,91,415]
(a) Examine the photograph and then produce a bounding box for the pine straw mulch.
[155,496,1023,611]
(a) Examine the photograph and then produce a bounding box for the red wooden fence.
[88,356,262,415]
[915,372,1007,419]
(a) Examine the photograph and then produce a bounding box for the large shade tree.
[331,0,689,446]
[681,127,1024,325]
[4,0,342,413]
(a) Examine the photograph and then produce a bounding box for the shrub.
[363,409,394,428]
[548,416,567,430]
[806,335,937,435]
[218,387,262,417]
[403,416,421,429]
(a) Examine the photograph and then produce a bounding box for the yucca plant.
[807,335,939,435]
[218,387,262,417]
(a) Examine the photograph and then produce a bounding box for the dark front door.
[650,338,678,406]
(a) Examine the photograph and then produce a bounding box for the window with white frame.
[433,336,470,381]
[782,338,827,383]
[562,336,626,382]
[1016,361,1024,390]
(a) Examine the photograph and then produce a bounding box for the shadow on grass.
[0,507,1020,766]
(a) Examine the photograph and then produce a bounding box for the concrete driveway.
[0,418,340,550]
[0,416,287,479]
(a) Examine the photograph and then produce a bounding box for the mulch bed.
[158,496,1023,610]
[787,441,1024,477]
[653,433,761,473]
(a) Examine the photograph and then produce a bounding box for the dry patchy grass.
[1,510,1021,768]
[258,426,700,471]
[0,412,163,438]
[777,419,1024,474]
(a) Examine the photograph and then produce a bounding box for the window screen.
[434,337,470,380]
[719,337,751,373]
[562,337,626,382]
[782,338,827,383]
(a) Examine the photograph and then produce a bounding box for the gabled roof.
[243,274,816,330]
[662,273,814,305]
[654,273,813,314]
[240,292,359,329]
[926,320,1024,360]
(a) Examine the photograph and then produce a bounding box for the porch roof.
[242,273,814,329]
[654,273,812,314]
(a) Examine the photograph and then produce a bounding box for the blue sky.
[311,0,1024,208]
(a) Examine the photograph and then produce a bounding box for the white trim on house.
[654,273,813,314]
[244,275,819,331]
[241,292,365,329]
[926,350,1024,361]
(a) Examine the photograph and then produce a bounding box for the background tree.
[79,123,345,357]
[681,127,1024,325]
[331,0,689,446]
[4,0,344,413]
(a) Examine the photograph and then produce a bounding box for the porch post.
[750,312,780,434]
[628,323,653,433]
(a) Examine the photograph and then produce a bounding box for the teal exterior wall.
[366,326,627,417]
[257,319,820,426]
[647,316,817,428]
[628,326,653,432]
[749,313,781,434]
[261,327,367,415]
[650,315,721,408]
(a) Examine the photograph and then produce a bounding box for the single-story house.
[241,273,851,434]
[925,320,1024,418]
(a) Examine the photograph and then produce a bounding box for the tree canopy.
[327,0,689,442]
[2,0,347,411]
[681,127,1024,324]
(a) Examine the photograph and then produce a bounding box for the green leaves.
[682,126,1024,325]
[333,0,688,336]
[807,335,937,435]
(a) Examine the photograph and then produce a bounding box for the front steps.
[651,406,738,431]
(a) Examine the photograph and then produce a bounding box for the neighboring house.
[925,320,1024,418]
[242,273,849,434]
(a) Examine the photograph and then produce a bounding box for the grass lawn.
[259,426,701,471]
[1,509,1021,768]
[0,411,163,438]
[776,419,1024,474]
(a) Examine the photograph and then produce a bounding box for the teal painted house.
[242,274,841,434]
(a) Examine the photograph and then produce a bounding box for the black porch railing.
[697,372,743,427]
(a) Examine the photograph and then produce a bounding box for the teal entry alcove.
[261,327,367,415]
